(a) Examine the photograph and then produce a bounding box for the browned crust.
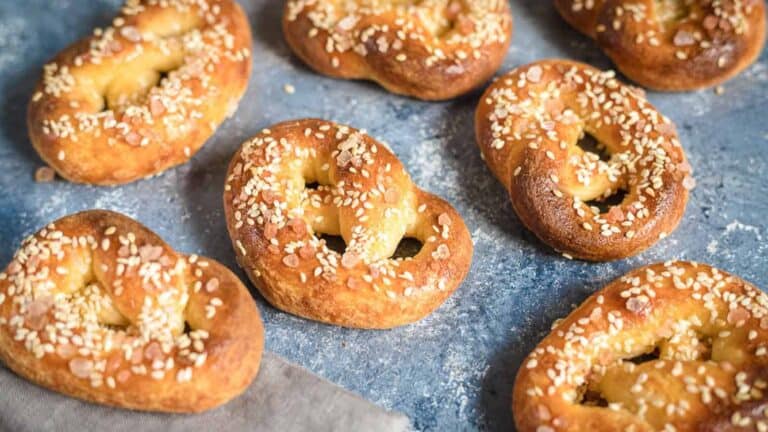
[27,0,253,185]
[597,0,766,91]
[476,60,690,261]
[513,261,768,431]
[223,119,474,329]
[281,1,513,100]
[0,210,264,413]
[555,0,766,91]
[554,0,607,38]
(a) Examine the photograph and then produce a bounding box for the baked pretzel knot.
[28,0,253,185]
[555,0,766,91]
[224,119,473,329]
[282,0,513,100]
[0,211,264,412]
[514,262,768,432]
[476,60,692,261]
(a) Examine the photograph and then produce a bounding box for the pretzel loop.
[514,262,768,431]
[28,0,253,185]
[476,60,691,261]
[0,211,263,412]
[282,0,513,100]
[225,119,473,329]
[555,0,766,90]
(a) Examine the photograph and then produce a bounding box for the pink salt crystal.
[262,190,276,204]
[131,347,144,364]
[282,254,300,268]
[341,252,360,269]
[607,206,625,222]
[138,245,163,262]
[56,343,76,359]
[290,219,307,236]
[106,355,122,372]
[264,223,278,239]
[69,358,94,379]
[438,213,452,226]
[117,245,130,257]
[205,278,220,292]
[368,266,380,278]
[673,30,695,46]
[626,296,650,314]
[385,188,399,204]
[125,131,142,146]
[117,370,131,383]
[149,98,165,116]
[298,245,315,259]
[526,66,543,83]
[727,307,750,325]
[27,297,53,317]
[144,342,162,360]
[703,15,718,30]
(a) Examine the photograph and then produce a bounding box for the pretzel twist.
[476,60,692,261]
[0,211,264,412]
[224,119,473,329]
[27,0,253,185]
[514,261,768,432]
[555,0,766,91]
[282,0,513,100]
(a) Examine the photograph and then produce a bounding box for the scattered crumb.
[714,85,725,95]
[34,166,55,183]
[283,83,295,95]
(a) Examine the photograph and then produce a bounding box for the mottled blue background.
[0,1,766,430]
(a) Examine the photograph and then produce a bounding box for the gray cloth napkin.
[0,352,411,432]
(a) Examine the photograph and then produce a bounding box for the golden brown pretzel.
[476,60,692,261]
[514,261,768,432]
[27,0,253,185]
[555,0,766,91]
[223,119,473,329]
[0,210,264,412]
[282,0,513,100]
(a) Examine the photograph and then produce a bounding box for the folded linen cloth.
[0,352,411,432]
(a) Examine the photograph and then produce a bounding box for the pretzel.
[0,210,264,412]
[223,119,473,329]
[555,0,766,91]
[282,0,513,100]
[476,60,692,261]
[514,261,768,432]
[27,0,253,185]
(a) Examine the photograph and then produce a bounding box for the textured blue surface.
[0,1,766,430]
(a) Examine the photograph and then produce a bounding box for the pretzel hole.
[586,189,628,213]
[576,133,611,162]
[579,388,609,407]
[304,181,321,191]
[101,66,180,112]
[626,346,661,365]
[392,237,423,259]
[318,233,347,255]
